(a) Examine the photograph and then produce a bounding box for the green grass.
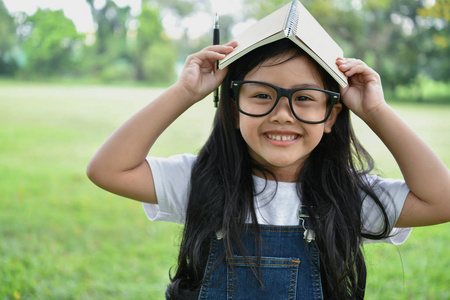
[1,82,449,299]
[352,102,450,299]
[388,79,450,105]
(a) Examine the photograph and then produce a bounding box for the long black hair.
[165,39,391,299]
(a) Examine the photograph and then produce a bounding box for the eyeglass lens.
[237,82,332,123]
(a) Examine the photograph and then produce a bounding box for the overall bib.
[198,211,323,299]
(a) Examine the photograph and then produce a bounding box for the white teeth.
[267,134,297,141]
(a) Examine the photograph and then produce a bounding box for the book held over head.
[219,0,348,88]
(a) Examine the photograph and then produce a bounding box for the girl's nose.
[268,97,295,124]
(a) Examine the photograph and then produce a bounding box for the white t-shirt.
[143,154,412,245]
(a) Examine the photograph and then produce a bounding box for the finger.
[337,58,372,77]
[224,40,238,48]
[213,67,229,85]
[199,50,227,61]
[203,43,236,54]
[186,50,226,67]
[337,58,362,72]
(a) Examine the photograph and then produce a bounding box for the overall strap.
[298,205,316,243]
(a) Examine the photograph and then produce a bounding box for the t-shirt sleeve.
[361,175,412,245]
[142,154,197,224]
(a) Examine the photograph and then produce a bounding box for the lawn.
[1,82,449,299]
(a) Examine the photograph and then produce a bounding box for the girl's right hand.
[176,41,237,103]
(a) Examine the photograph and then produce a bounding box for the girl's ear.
[324,103,342,133]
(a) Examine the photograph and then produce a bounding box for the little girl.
[87,38,450,299]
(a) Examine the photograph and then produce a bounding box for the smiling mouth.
[266,134,299,141]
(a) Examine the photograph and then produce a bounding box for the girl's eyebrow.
[290,83,323,89]
[262,82,322,90]
[246,80,324,90]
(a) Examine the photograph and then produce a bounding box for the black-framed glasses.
[230,81,340,124]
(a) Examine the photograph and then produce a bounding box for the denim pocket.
[226,256,300,300]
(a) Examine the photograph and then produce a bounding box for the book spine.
[284,0,299,36]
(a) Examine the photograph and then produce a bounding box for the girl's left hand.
[336,58,387,120]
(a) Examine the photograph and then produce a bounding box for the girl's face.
[236,54,341,182]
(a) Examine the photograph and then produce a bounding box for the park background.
[1,0,449,299]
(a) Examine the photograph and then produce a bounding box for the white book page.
[293,2,347,86]
[219,3,291,69]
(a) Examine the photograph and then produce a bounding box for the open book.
[219,0,347,87]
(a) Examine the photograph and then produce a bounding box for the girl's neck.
[252,168,300,183]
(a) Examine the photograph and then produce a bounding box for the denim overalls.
[198,208,323,299]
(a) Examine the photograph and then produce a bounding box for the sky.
[3,0,246,39]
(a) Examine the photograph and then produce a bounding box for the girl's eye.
[254,93,272,100]
[295,95,314,102]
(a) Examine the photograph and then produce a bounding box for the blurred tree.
[142,41,177,83]
[82,0,177,83]
[417,0,450,82]
[134,4,160,80]
[150,0,207,18]
[21,9,81,77]
[242,0,292,19]
[242,0,448,99]
[0,0,19,75]
[368,0,424,91]
[86,0,130,56]
[216,14,236,46]
[83,0,134,81]
[374,0,449,100]
[132,3,177,82]
[418,0,450,44]
[141,0,224,55]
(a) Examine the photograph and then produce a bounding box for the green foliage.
[137,4,163,46]
[81,0,176,83]
[417,0,450,81]
[243,0,450,99]
[0,0,19,75]
[99,59,135,82]
[89,0,130,56]
[387,76,450,103]
[132,4,177,82]
[1,0,448,89]
[20,9,82,77]
[143,42,177,83]
[82,0,132,81]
